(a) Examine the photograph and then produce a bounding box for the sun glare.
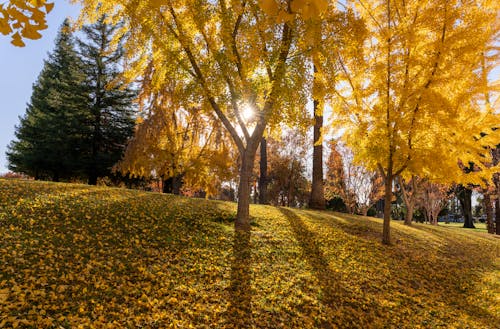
[242,105,254,120]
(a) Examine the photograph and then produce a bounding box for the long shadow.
[226,230,253,328]
[304,209,499,327]
[279,207,367,328]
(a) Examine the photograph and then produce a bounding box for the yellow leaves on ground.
[0,0,53,46]
[0,179,499,328]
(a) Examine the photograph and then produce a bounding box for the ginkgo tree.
[332,0,499,244]
[73,0,328,231]
[0,0,54,46]
[117,76,235,197]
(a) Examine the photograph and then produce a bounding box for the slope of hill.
[0,179,498,328]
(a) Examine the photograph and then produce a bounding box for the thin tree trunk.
[163,178,171,193]
[495,197,500,235]
[172,174,183,195]
[309,66,325,210]
[484,195,494,234]
[236,151,255,231]
[287,162,294,207]
[259,137,268,204]
[382,175,393,245]
[431,210,438,225]
[253,179,258,204]
[458,185,475,228]
[382,0,393,245]
[162,174,184,194]
[405,205,414,225]
[399,176,416,226]
[88,111,101,186]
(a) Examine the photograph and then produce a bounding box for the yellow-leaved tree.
[332,0,499,244]
[73,0,328,230]
[0,0,54,46]
[117,75,236,197]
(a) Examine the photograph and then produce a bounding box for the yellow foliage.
[0,0,53,46]
[331,0,500,186]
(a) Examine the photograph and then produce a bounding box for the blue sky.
[0,2,81,173]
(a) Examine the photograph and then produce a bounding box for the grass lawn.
[1,179,499,328]
[439,221,488,233]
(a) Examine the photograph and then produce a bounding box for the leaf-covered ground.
[0,179,498,328]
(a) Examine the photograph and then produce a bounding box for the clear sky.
[0,1,81,174]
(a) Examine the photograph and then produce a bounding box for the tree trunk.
[161,174,184,194]
[287,162,295,207]
[484,195,494,234]
[88,171,98,185]
[172,174,183,195]
[309,97,325,210]
[362,208,368,216]
[236,151,255,231]
[495,197,500,235]
[88,111,101,186]
[431,212,438,225]
[382,175,393,245]
[399,176,415,226]
[259,137,268,205]
[162,178,171,194]
[405,205,414,226]
[253,180,258,204]
[458,185,475,228]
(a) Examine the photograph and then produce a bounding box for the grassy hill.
[0,179,498,328]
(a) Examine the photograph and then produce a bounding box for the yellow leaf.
[45,2,55,13]
[22,25,43,40]
[11,32,25,47]
[0,288,9,302]
[0,19,13,35]
[258,0,279,16]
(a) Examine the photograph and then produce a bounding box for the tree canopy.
[73,0,332,229]
[331,0,499,243]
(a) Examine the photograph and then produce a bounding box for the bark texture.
[382,175,393,245]
[258,137,268,205]
[236,151,256,231]
[457,185,475,228]
[309,99,325,210]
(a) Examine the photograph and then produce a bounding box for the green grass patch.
[0,179,499,328]
[439,221,488,233]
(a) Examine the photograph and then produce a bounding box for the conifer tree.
[77,16,136,185]
[7,19,89,181]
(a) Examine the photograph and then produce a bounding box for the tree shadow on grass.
[279,207,371,328]
[226,230,253,328]
[302,210,499,327]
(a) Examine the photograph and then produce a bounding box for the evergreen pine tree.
[77,16,136,185]
[7,19,89,181]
